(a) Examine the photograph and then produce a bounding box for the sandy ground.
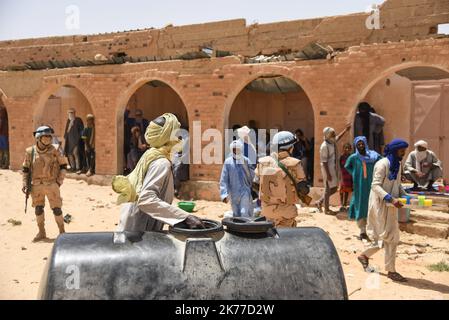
[1,169,449,300]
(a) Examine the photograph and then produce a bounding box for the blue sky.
[0,0,390,41]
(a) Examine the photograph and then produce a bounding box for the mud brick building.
[1,0,449,200]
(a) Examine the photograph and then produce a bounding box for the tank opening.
[222,216,275,236]
[169,219,223,236]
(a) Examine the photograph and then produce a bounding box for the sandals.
[359,233,371,242]
[357,255,370,270]
[315,201,323,213]
[325,210,338,216]
[388,272,408,282]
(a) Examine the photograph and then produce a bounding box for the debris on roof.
[1,42,335,71]
[244,42,336,64]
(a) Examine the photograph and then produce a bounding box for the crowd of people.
[219,102,444,283]
[62,108,96,177]
[21,100,445,284]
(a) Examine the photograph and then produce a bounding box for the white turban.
[414,140,428,149]
[415,140,429,172]
[230,140,243,150]
[237,126,251,139]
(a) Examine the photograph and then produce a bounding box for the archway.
[227,75,315,183]
[120,80,189,177]
[355,65,449,182]
[36,85,95,173]
[0,93,9,169]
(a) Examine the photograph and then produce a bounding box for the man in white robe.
[404,140,443,191]
[357,139,409,282]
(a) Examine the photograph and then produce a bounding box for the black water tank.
[38,220,347,300]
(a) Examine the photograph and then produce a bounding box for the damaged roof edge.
[1,42,335,72]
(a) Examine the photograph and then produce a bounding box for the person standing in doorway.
[354,102,385,154]
[220,140,255,218]
[293,129,312,183]
[0,105,9,169]
[125,108,149,146]
[64,108,84,173]
[172,131,190,198]
[237,126,258,170]
[124,108,149,173]
[315,125,351,215]
[81,114,96,177]
[127,126,148,171]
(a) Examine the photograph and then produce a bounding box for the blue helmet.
[33,126,54,139]
[273,131,296,150]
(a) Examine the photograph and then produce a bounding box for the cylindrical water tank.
[38,221,347,300]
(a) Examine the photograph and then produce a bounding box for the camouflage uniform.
[256,151,306,228]
[23,141,68,241]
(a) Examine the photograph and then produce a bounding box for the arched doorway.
[0,93,9,169]
[36,85,95,173]
[120,80,189,180]
[355,65,449,182]
[227,75,315,183]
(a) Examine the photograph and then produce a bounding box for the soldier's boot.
[33,208,47,242]
[53,208,65,234]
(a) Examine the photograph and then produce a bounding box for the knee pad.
[35,206,45,216]
[52,208,63,216]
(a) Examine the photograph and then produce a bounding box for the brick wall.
[1,37,449,192]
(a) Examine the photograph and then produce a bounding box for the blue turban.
[383,139,409,181]
[354,136,379,164]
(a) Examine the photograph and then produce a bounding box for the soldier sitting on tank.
[113,113,204,232]
[255,131,308,228]
[22,126,69,242]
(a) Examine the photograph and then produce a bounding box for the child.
[220,140,255,218]
[339,143,353,212]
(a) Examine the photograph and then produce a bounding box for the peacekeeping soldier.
[255,131,310,228]
[22,126,68,242]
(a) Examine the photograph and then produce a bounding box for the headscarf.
[383,138,409,181]
[414,140,428,149]
[354,136,379,164]
[414,140,429,172]
[323,127,336,143]
[237,126,251,140]
[112,113,181,204]
[230,140,244,161]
